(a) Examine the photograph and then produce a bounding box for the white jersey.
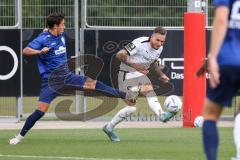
[120,37,163,79]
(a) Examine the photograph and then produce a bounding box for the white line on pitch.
[0,154,164,160]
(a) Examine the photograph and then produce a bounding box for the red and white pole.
[183,12,206,127]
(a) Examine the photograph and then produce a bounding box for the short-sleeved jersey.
[28,32,69,78]
[214,0,240,66]
[120,37,163,75]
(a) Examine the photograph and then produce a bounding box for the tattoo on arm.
[116,49,132,66]
[150,61,164,76]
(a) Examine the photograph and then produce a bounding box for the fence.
[0,0,16,27]
[86,0,187,27]
[0,0,215,29]
[0,0,21,28]
[22,0,75,29]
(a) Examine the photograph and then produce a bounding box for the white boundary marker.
[0,121,233,130]
[0,154,164,160]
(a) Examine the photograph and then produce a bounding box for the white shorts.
[118,70,152,93]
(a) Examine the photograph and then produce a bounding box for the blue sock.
[95,81,126,99]
[202,120,218,160]
[20,110,45,136]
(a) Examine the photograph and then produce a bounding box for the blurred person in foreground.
[201,0,240,160]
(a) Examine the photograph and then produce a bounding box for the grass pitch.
[0,128,234,160]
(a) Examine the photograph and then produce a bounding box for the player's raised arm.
[23,31,51,56]
[23,46,50,56]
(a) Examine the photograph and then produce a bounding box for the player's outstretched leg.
[95,81,139,104]
[66,75,139,104]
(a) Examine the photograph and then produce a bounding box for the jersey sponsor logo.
[124,42,136,52]
[229,1,240,29]
[55,46,66,55]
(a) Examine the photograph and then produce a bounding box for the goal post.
[183,0,206,127]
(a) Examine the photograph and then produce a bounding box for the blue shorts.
[39,73,87,104]
[207,65,240,107]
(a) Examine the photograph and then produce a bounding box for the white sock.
[107,106,136,131]
[234,114,240,159]
[146,96,164,116]
[17,134,24,140]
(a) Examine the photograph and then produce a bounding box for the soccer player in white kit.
[103,27,176,142]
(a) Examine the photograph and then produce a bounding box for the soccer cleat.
[102,124,120,142]
[9,135,24,145]
[159,111,176,123]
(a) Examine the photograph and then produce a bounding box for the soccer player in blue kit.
[202,0,240,160]
[9,13,137,145]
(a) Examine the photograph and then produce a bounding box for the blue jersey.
[214,0,240,66]
[28,32,69,78]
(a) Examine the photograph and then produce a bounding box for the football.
[194,116,204,128]
[164,95,182,113]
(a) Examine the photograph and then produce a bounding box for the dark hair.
[46,13,65,29]
[153,27,167,35]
